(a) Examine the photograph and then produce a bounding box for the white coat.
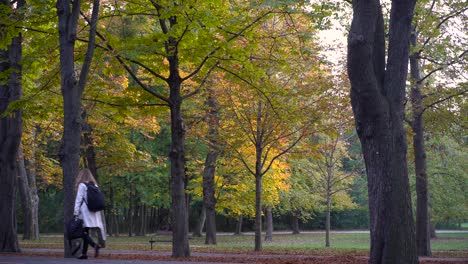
[74,182,106,241]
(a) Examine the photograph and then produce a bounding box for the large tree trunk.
[56,0,99,257]
[203,87,220,245]
[169,76,190,257]
[0,1,23,249]
[410,28,431,257]
[17,146,39,240]
[264,207,273,242]
[347,1,417,263]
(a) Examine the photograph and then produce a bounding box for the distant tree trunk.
[234,215,243,235]
[128,186,133,237]
[135,203,141,236]
[114,210,120,237]
[203,87,220,245]
[410,27,431,257]
[254,175,263,251]
[325,186,331,248]
[325,166,332,248]
[193,206,206,237]
[56,0,100,257]
[81,110,98,180]
[108,185,114,237]
[24,130,40,240]
[0,0,24,251]
[429,222,436,239]
[291,214,300,234]
[140,204,147,236]
[254,100,264,252]
[264,207,273,242]
[347,1,418,263]
[17,146,39,240]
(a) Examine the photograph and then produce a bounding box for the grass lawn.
[19,231,468,257]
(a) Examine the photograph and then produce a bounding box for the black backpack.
[85,182,106,212]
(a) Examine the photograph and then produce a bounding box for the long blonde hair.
[75,168,97,189]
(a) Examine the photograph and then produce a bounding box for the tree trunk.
[24,129,40,240]
[17,146,39,240]
[56,0,100,257]
[254,100,264,252]
[108,185,114,237]
[291,214,300,234]
[169,75,190,257]
[193,206,206,237]
[203,153,218,245]
[410,28,431,257]
[0,0,24,250]
[429,222,436,239]
[254,176,263,251]
[347,1,417,263]
[128,186,133,237]
[81,110,98,180]
[264,207,273,242]
[325,188,331,248]
[203,87,220,245]
[234,215,243,235]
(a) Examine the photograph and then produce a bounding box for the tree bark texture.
[17,146,40,240]
[169,71,190,258]
[410,28,431,257]
[203,87,220,245]
[56,0,99,257]
[0,1,23,249]
[264,207,273,242]
[347,1,417,263]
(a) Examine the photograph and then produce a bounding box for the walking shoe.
[94,244,101,258]
[77,255,88,259]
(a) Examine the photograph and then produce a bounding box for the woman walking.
[73,169,106,259]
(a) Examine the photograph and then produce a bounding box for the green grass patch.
[19,231,468,255]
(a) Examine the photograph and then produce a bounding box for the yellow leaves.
[124,116,160,135]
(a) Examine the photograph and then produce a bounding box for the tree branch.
[182,11,272,82]
[77,0,100,95]
[78,14,170,104]
[423,89,468,112]
[182,62,219,99]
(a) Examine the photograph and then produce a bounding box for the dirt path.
[6,248,465,264]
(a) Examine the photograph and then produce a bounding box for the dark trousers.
[82,228,97,255]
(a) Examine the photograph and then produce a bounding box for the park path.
[0,255,236,264]
[11,248,468,264]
